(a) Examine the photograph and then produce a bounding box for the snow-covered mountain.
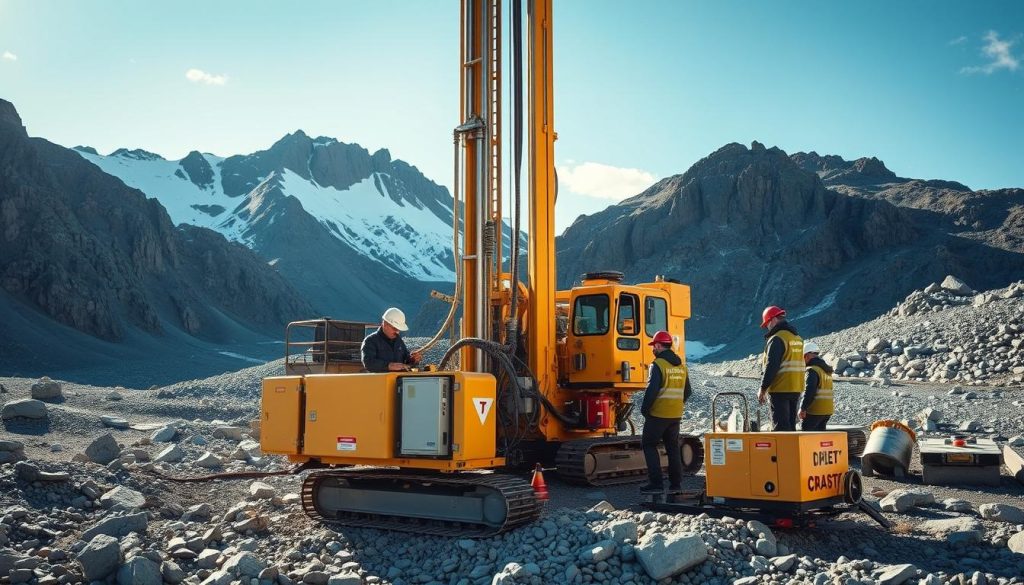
[75,133,456,282]
[72,132,463,325]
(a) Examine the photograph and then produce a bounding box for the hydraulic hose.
[414,132,464,355]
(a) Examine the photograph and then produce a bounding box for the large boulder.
[195,452,224,468]
[213,426,245,440]
[0,440,26,464]
[221,552,266,578]
[151,425,178,443]
[876,563,917,585]
[81,512,148,541]
[600,519,638,544]
[917,517,983,542]
[879,489,933,513]
[85,433,121,465]
[1,398,48,419]
[940,275,974,296]
[100,486,146,511]
[1008,531,1024,555]
[634,532,707,580]
[30,377,62,400]
[78,534,122,581]
[866,338,890,354]
[249,482,276,500]
[101,415,130,430]
[154,445,184,463]
[117,556,162,585]
[979,503,1024,524]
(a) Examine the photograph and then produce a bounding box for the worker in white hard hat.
[799,340,834,431]
[360,307,422,372]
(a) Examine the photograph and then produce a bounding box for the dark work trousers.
[641,416,682,488]
[802,414,831,431]
[768,393,800,431]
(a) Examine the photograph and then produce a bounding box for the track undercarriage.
[555,435,705,486]
[300,469,541,538]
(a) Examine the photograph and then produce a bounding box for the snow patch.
[794,281,845,320]
[686,341,726,361]
[217,351,265,364]
[279,169,455,281]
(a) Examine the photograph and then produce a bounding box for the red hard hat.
[648,330,673,346]
[761,306,786,328]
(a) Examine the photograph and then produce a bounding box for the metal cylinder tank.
[861,420,916,477]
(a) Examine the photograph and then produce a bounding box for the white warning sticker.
[710,438,726,466]
[726,438,744,452]
[336,436,356,452]
[472,398,494,424]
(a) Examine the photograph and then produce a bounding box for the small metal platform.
[920,437,1002,486]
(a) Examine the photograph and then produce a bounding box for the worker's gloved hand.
[798,409,807,420]
[388,362,410,371]
[757,389,768,405]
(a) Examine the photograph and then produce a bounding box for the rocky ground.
[714,277,1024,387]
[2,352,1024,585]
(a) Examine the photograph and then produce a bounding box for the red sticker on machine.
[336,436,356,452]
[820,441,833,447]
[754,442,772,449]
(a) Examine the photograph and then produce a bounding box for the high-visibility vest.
[648,358,688,418]
[806,364,834,415]
[763,330,804,393]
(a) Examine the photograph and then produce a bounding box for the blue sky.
[2,1,1022,233]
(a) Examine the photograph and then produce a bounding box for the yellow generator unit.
[704,431,851,511]
[649,393,887,529]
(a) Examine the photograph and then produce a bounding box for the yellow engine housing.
[704,431,849,510]
[260,371,503,471]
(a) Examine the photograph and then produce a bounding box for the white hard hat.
[803,340,820,355]
[382,307,409,332]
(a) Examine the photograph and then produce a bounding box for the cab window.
[645,296,668,337]
[573,294,609,336]
[617,293,639,335]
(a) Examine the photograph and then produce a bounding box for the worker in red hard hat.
[757,306,804,431]
[639,330,692,495]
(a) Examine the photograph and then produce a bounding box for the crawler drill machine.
[259,0,702,536]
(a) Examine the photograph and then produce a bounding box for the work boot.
[639,484,663,494]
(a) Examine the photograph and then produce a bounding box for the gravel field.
[2,285,1024,585]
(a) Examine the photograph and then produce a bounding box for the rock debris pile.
[720,278,1024,387]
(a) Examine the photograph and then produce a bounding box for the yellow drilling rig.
[259,0,702,536]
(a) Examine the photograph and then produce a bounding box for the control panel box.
[398,376,451,457]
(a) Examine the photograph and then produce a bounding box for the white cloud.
[948,35,968,46]
[185,68,228,85]
[960,30,1020,75]
[2,51,17,61]
[557,161,657,200]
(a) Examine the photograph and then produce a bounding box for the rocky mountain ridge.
[556,142,1024,357]
[0,98,313,382]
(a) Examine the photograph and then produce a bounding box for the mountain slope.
[0,98,313,382]
[556,142,1024,356]
[75,131,460,323]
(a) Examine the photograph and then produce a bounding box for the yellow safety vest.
[806,364,834,415]
[648,358,688,419]
[763,330,804,393]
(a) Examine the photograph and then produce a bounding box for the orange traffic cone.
[530,463,549,501]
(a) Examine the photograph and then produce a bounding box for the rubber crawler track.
[301,470,540,538]
[555,435,705,486]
